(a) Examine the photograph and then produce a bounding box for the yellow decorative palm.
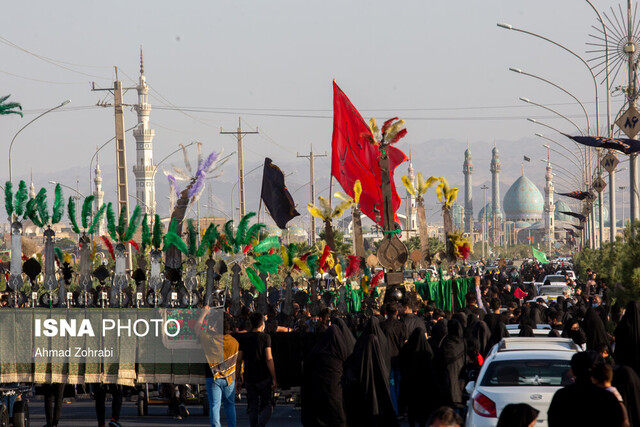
[334,180,365,257]
[402,174,457,207]
[307,193,353,251]
[334,179,362,206]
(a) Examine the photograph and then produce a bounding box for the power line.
[0,68,90,85]
[145,100,603,113]
[0,36,112,69]
[0,36,111,80]
[152,105,613,122]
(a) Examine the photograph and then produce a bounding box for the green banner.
[532,247,549,264]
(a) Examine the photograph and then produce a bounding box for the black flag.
[523,156,531,162]
[260,158,300,229]
[563,134,640,155]
[557,191,592,201]
[560,211,587,222]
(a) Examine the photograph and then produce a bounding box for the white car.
[536,275,567,295]
[505,324,552,337]
[555,270,576,281]
[465,338,580,427]
[538,285,573,302]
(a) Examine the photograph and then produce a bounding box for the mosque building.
[461,146,577,250]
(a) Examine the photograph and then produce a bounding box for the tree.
[0,95,22,117]
[318,229,352,257]
[406,235,444,255]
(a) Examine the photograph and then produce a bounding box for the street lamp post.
[535,134,586,179]
[499,22,603,246]
[542,144,583,171]
[89,125,137,195]
[49,180,85,199]
[510,68,591,133]
[528,118,595,247]
[497,23,599,134]
[9,100,71,182]
[520,97,584,135]
[620,185,627,242]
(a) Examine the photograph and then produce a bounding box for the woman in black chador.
[301,324,352,427]
[434,319,466,408]
[342,318,398,427]
[399,329,438,427]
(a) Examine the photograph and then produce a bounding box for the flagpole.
[329,175,334,212]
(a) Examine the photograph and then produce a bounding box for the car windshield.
[544,276,566,282]
[480,359,572,387]
[540,286,567,295]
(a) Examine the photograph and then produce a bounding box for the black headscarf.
[497,403,539,427]
[363,316,390,374]
[399,329,437,425]
[302,325,350,427]
[435,319,466,407]
[472,318,492,356]
[518,324,534,337]
[562,318,587,346]
[529,304,543,324]
[582,307,609,351]
[488,317,509,351]
[452,312,468,330]
[613,365,640,427]
[614,301,640,375]
[342,334,398,427]
[332,317,356,354]
[465,313,479,340]
[429,318,448,351]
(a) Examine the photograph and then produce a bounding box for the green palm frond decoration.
[0,95,22,117]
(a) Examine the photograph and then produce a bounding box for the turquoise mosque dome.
[477,203,503,223]
[594,203,610,225]
[265,224,282,236]
[554,200,573,222]
[503,174,543,222]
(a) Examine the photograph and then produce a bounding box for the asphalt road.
[27,396,304,426]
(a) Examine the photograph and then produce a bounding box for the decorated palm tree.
[307,196,353,252]
[164,143,226,269]
[67,195,106,295]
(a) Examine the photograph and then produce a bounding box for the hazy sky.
[0,0,630,222]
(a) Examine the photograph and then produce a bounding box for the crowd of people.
[16,257,640,427]
[195,258,640,427]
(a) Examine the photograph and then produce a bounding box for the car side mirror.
[465,381,476,394]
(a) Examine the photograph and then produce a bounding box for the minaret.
[29,170,36,199]
[490,144,502,244]
[463,146,473,233]
[94,152,105,236]
[405,158,417,237]
[544,151,555,252]
[132,48,156,215]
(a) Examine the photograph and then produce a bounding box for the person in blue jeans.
[197,307,239,427]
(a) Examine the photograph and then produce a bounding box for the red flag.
[330,81,407,226]
[514,287,527,300]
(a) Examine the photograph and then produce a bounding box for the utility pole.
[92,66,135,270]
[221,117,258,220]
[297,145,327,245]
[621,185,627,242]
[627,0,639,234]
[481,184,489,260]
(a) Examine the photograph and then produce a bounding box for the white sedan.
[465,338,580,426]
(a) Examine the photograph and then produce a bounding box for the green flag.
[532,247,549,264]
